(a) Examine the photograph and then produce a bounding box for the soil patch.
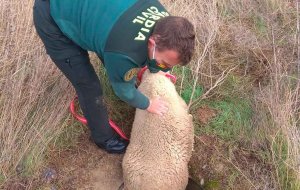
[5,133,271,190]
[38,131,124,190]
[197,106,218,124]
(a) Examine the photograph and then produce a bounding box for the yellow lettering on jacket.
[135,32,146,41]
[133,6,169,41]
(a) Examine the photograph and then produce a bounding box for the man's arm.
[111,81,150,109]
[104,52,168,115]
[104,52,149,109]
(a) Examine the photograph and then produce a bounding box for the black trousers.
[33,0,115,144]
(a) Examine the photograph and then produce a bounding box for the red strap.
[165,73,177,84]
[69,97,87,125]
[137,66,177,84]
[137,66,148,82]
[70,68,176,141]
[109,120,128,140]
[70,97,129,141]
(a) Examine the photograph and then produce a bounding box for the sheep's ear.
[189,114,193,120]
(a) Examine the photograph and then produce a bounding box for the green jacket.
[50,0,169,109]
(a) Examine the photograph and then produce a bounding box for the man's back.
[50,0,138,55]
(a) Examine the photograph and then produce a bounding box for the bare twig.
[189,66,237,110]
[179,66,185,95]
[184,0,219,109]
[188,31,218,108]
[297,0,300,77]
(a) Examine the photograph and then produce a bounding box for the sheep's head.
[139,70,175,93]
[138,70,187,109]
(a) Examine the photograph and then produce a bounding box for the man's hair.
[152,16,195,65]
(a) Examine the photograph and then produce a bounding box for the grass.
[181,85,204,104]
[174,65,204,104]
[176,66,253,142]
[17,151,41,178]
[204,179,221,189]
[197,97,253,141]
[0,0,299,189]
[168,0,299,188]
[273,135,289,189]
[49,117,86,150]
[253,15,268,36]
[272,132,300,190]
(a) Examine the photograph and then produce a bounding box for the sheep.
[122,70,194,190]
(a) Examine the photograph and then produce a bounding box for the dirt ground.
[37,131,206,190]
[40,132,125,190]
[38,132,207,190]
[5,133,267,190]
[3,106,270,190]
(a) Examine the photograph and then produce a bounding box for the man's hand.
[146,97,168,116]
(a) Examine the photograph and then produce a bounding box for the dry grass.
[163,0,299,188]
[0,0,299,189]
[255,36,300,188]
[0,0,74,185]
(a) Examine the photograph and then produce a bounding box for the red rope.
[69,67,176,142]
[137,66,177,84]
[69,97,129,141]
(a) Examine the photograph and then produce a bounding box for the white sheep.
[122,70,194,190]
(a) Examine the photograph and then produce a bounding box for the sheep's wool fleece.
[122,71,194,190]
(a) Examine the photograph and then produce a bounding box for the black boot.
[95,135,129,154]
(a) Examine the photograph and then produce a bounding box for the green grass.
[204,179,220,189]
[273,133,300,190]
[181,85,204,104]
[14,117,84,179]
[15,144,48,179]
[174,67,254,142]
[253,15,268,36]
[217,74,253,98]
[227,171,240,189]
[50,118,85,150]
[17,152,38,178]
[194,97,253,142]
[0,173,5,186]
[172,66,204,104]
